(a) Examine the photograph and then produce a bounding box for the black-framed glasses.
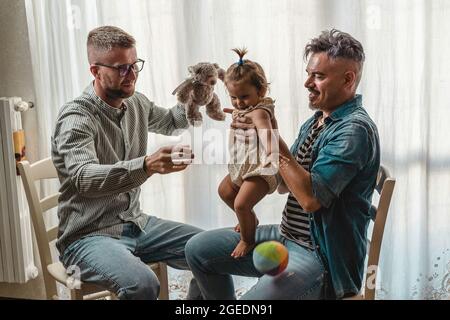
[94,59,145,77]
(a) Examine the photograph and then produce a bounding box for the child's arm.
[248,109,276,166]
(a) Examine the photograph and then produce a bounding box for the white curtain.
[24,0,450,299]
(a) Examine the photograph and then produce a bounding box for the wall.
[0,0,46,299]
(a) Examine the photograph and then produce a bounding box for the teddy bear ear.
[188,66,196,74]
[213,63,220,69]
[217,68,226,81]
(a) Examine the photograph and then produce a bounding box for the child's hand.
[223,107,234,114]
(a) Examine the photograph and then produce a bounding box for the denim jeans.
[185,224,327,300]
[60,215,203,300]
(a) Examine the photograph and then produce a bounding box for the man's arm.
[145,95,189,135]
[307,123,371,209]
[53,108,148,198]
[278,122,372,213]
[278,137,322,212]
[224,107,320,210]
[277,178,290,194]
[53,107,192,198]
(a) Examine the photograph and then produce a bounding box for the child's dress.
[228,97,279,193]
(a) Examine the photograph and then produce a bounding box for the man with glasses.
[51,26,203,299]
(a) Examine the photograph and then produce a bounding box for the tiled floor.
[168,268,257,300]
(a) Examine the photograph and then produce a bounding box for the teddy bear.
[172,62,226,126]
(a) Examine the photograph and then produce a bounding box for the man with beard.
[185,29,380,300]
[51,26,203,299]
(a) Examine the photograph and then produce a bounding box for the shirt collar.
[85,81,126,118]
[313,94,362,123]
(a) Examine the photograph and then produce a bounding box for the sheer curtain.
[24,0,450,299]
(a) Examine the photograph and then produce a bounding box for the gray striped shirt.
[51,82,188,255]
[280,119,325,249]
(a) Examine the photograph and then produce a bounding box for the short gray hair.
[304,29,365,86]
[304,29,365,64]
[87,26,135,63]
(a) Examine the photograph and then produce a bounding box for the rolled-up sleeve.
[145,95,189,135]
[311,123,370,208]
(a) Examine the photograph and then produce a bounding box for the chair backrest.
[18,158,60,298]
[363,165,396,300]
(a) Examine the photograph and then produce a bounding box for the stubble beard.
[309,101,320,111]
[106,87,134,100]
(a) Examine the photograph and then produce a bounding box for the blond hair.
[224,48,269,94]
[87,26,136,63]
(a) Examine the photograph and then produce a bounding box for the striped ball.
[253,241,289,276]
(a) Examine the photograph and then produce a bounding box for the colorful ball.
[253,241,289,276]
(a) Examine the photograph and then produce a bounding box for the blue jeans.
[61,215,203,300]
[185,224,327,299]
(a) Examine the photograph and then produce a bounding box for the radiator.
[0,97,38,283]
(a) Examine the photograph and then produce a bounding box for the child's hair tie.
[238,58,244,66]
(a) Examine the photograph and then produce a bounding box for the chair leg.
[70,288,84,300]
[158,262,169,300]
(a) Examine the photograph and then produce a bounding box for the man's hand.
[223,108,255,130]
[224,108,257,144]
[144,145,194,176]
[262,152,279,168]
[223,107,278,130]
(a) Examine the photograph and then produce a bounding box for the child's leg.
[232,176,270,258]
[218,175,259,232]
[218,174,239,210]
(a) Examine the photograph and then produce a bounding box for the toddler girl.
[218,48,279,258]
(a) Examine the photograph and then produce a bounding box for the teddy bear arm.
[186,100,203,126]
[176,81,194,104]
[205,93,226,121]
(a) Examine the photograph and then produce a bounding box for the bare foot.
[234,216,259,233]
[231,240,255,258]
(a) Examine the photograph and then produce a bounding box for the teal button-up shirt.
[290,94,380,299]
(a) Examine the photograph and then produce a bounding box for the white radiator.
[0,97,38,283]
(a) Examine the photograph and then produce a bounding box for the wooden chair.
[343,165,396,300]
[18,158,169,300]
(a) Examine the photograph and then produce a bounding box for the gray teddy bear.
[172,62,226,126]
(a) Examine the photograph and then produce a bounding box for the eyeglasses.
[94,59,145,77]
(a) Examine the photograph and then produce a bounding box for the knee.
[234,199,251,215]
[218,182,234,203]
[185,231,222,271]
[185,233,207,266]
[117,270,160,300]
